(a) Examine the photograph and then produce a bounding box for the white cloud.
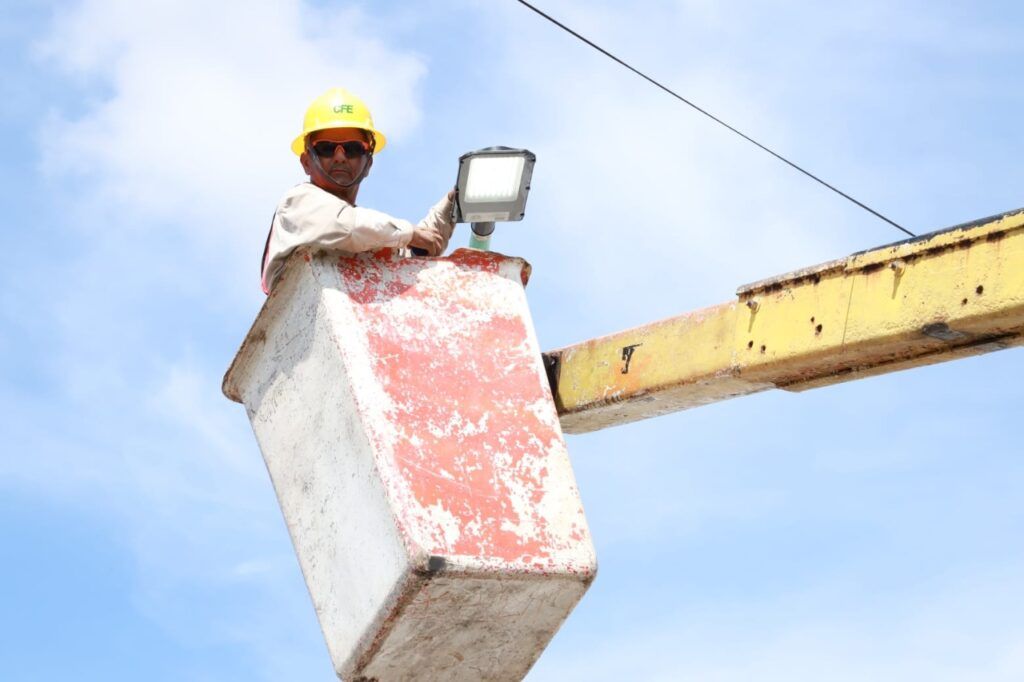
[37,0,425,263]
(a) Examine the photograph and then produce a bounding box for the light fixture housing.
[454,146,536,224]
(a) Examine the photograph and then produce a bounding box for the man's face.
[300,127,374,193]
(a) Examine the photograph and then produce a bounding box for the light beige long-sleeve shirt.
[261,183,455,293]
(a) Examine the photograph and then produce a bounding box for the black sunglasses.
[311,140,371,159]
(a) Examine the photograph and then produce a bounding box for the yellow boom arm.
[546,208,1024,434]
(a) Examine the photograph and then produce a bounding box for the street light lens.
[464,155,526,203]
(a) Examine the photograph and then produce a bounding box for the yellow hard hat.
[291,87,387,156]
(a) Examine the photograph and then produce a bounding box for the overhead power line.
[515,0,916,239]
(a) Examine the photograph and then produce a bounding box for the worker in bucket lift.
[261,87,456,294]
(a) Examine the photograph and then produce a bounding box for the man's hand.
[435,189,456,239]
[411,189,457,257]
[409,226,446,256]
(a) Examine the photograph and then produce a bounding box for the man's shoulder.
[278,182,319,203]
[276,183,328,217]
[277,182,355,211]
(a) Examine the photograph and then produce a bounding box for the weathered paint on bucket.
[224,248,596,680]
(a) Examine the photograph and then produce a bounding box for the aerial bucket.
[223,249,596,680]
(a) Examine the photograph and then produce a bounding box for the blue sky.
[2,1,1022,680]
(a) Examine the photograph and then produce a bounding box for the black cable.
[515,0,916,238]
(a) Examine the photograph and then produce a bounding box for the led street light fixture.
[454,146,536,251]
